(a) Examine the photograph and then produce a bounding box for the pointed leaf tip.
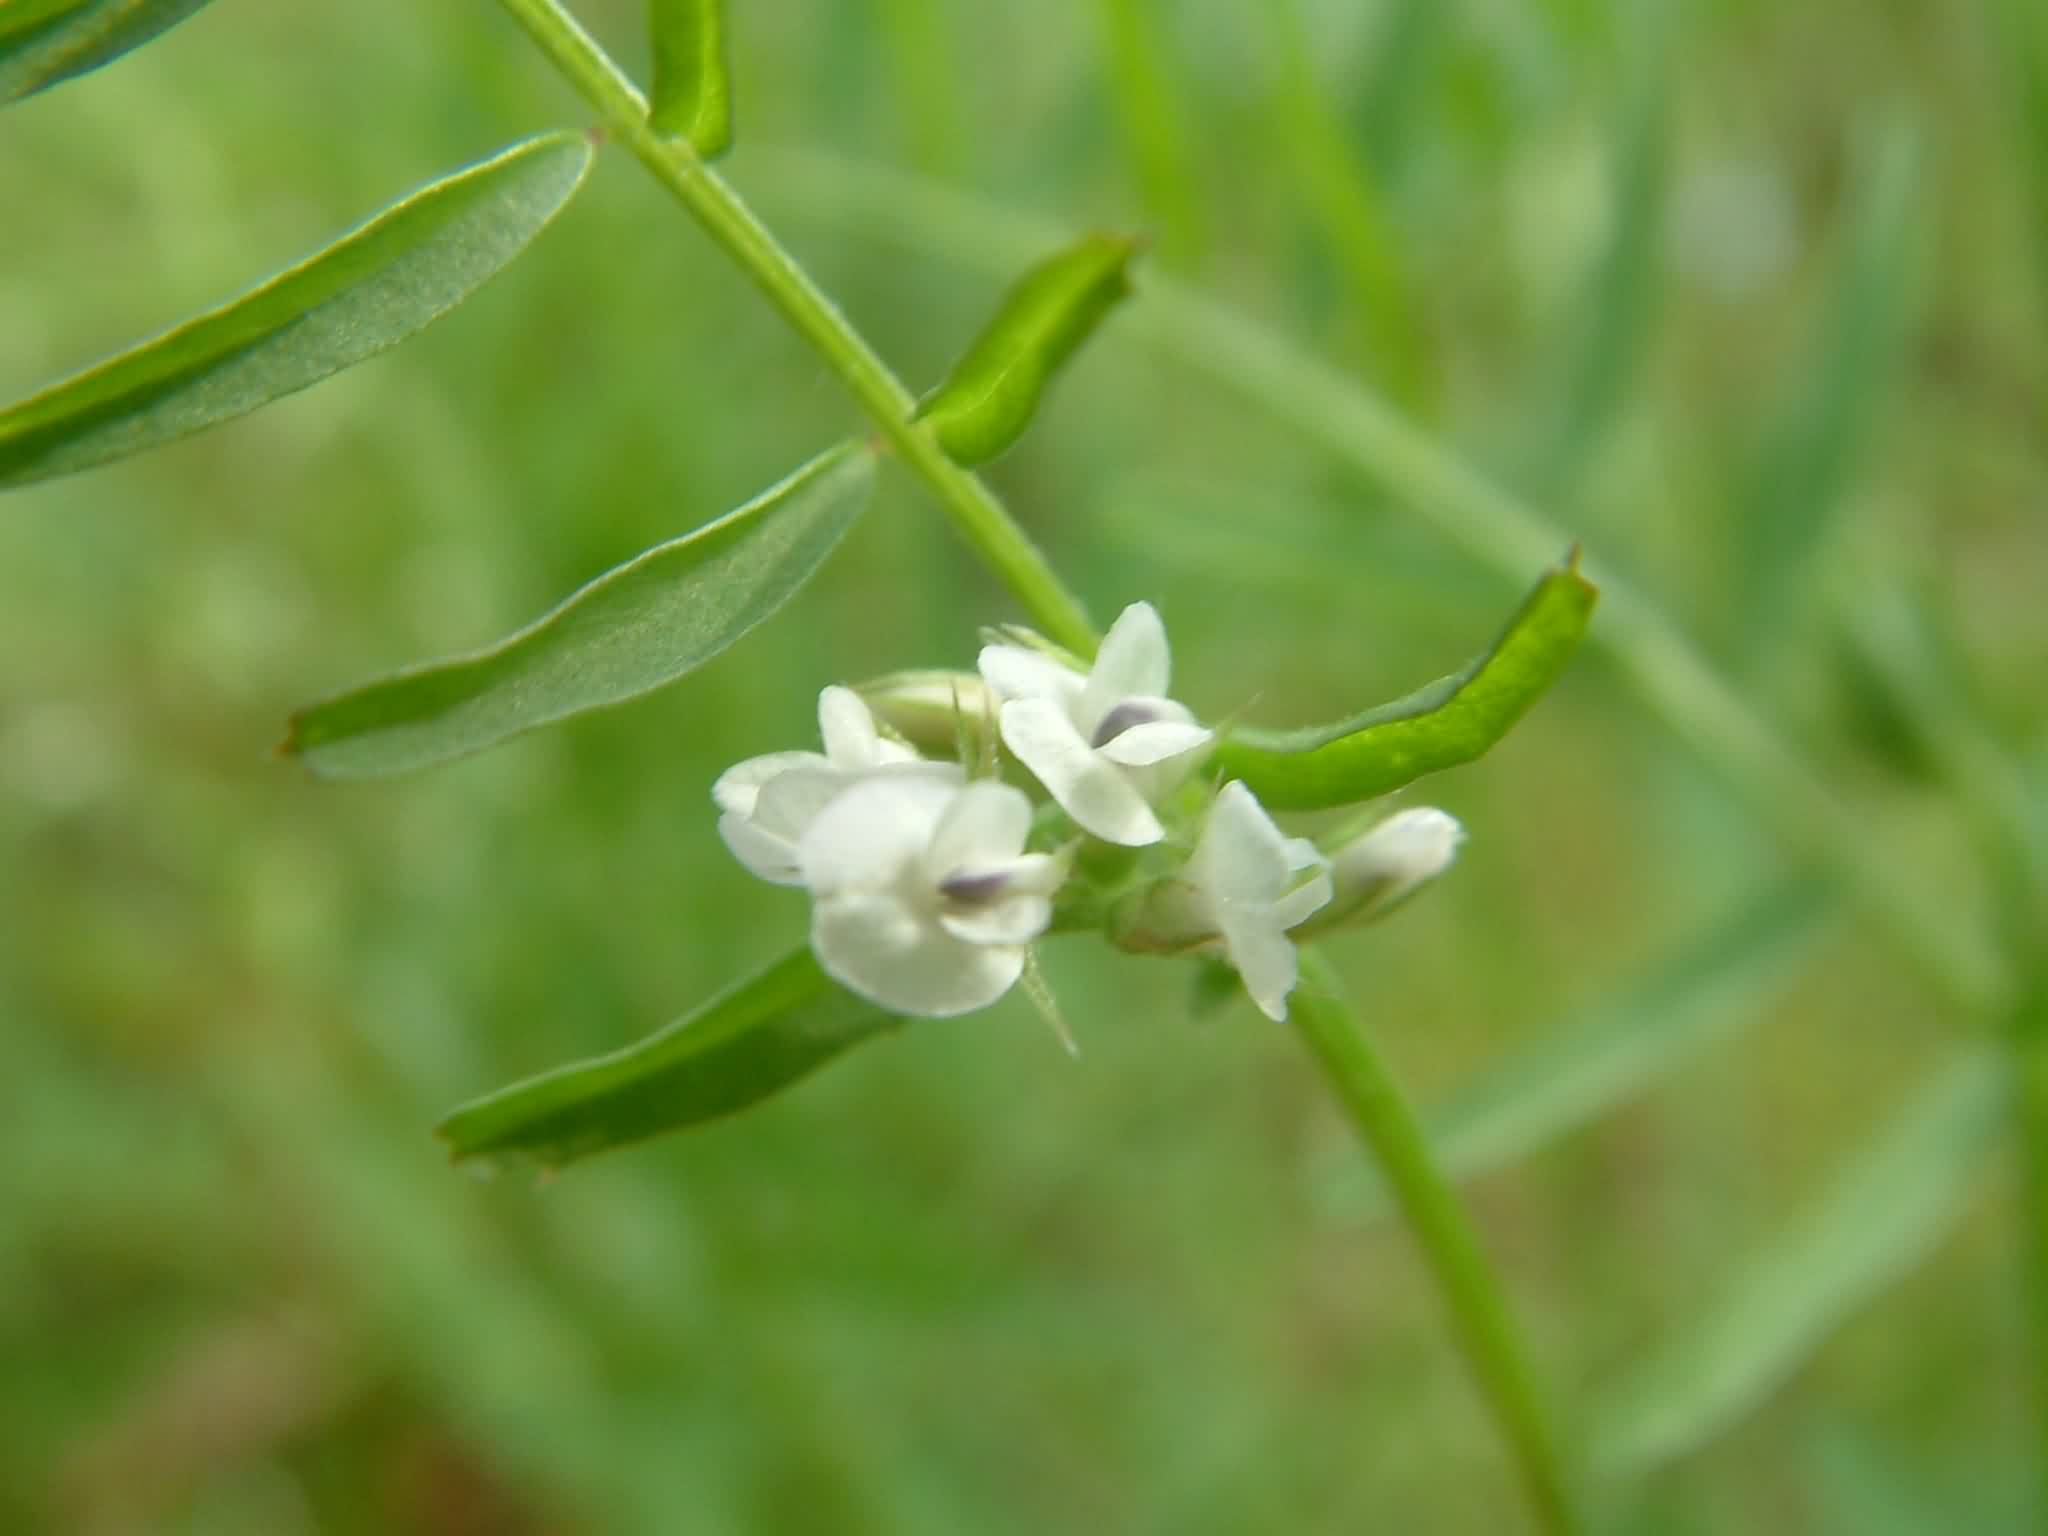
[0,133,594,491]
[1212,557,1598,810]
[648,0,733,158]
[917,232,1141,465]
[0,0,215,105]
[437,947,901,1166]
[283,443,877,778]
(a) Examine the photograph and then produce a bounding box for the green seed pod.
[648,0,732,159]
[917,232,1141,466]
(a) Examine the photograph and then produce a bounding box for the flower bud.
[855,670,996,759]
[1305,808,1464,932]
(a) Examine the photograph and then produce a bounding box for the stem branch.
[493,0,1097,656]
[1293,949,1579,1534]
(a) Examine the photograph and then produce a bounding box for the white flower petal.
[813,890,1026,1016]
[1221,913,1300,1022]
[752,767,853,843]
[796,773,956,894]
[923,779,1032,879]
[1281,835,1323,874]
[1000,697,1164,846]
[977,644,1084,705]
[717,809,805,885]
[1189,781,1293,905]
[710,751,828,816]
[939,894,1052,946]
[1271,868,1334,932]
[1079,602,1171,729]
[1095,719,1213,767]
[993,850,1068,898]
[817,684,875,761]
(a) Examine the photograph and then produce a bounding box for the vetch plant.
[0,3,1606,1530]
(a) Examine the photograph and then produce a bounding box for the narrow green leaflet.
[1331,881,1832,1223]
[284,443,876,778]
[438,947,900,1167]
[0,133,594,490]
[916,232,1139,465]
[1212,557,1597,811]
[0,0,212,105]
[648,0,732,158]
[1590,1049,2005,1483]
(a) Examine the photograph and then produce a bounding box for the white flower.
[714,685,956,885]
[978,601,1212,846]
[1319,807,1464,928]
[799,775,1065,1016]
[1182,781,1332,1021]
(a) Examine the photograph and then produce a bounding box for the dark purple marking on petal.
[1090,699,1162,748]
[939,868,1010,907]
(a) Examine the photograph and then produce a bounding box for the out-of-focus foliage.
[1,1,2042,1532]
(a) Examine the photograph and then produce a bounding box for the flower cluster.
[712,604,1460,1023]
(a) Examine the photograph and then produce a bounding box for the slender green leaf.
[917,232,1139,466]
[1590,1049,2006,1482]
[0,0,212,105]
[0,133,594,490]
[1212,556,1597,811]
[284,443,877,779]
[1332,881,1833,1223]
[438,947,900,1167]
[648,0,732,158]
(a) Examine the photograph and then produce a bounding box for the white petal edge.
[999,697,1164,846]
[977,644,1084,706]
[923,778,1032,878]
[711,750,828,816]
[813,891,1026,1016]
[1096,719,1214,767]
[1190,781,1293,903]
[939,894,1053,947]
[1221,913,1300,1022]
[1079,601,1171,727]
[796,773,957,894]
[717,810,804,885]
[1271,868,1334,932]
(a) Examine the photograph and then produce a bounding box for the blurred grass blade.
[438,947,899,1167]
[0,133,594,491]
[874,0,962,175]
[1092,0,1205,270]
[1989,0,2048,351]
[285,443,876,778]
[1263,0,1434,414]
[1738,116,1921,614]
[0,0,212,104]
[1334,881,1832,1221]
[1590,1049,2006,1483]
[1212,556,1596,811]
[1534,2,1672,498]
[648,0,732,158]
[917,232,1139,466]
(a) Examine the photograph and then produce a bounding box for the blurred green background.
[4,0,2046,1530]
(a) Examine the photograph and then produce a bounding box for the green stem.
[1292,950,1579,1534]
[492,0,1097,656]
